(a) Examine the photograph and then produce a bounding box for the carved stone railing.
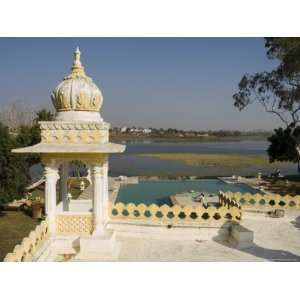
[56,213,93,234]
[3,219,49,262]
[109,199,242,224]
[221,191,300,209]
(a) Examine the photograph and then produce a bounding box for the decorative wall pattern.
[40,122,109,130]
[3,220,49,262]
[222,192,300,209]
[109,198,242,224]
[56,214,93,234]
[39,121,109,144]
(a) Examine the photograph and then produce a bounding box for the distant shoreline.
[110,134,270,143]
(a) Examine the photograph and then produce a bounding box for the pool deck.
[170,192,219,207]
[44,208,300,262]
[66,210,300,262]
[47,176,300,262]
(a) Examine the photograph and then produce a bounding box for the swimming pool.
[116,179,259,206]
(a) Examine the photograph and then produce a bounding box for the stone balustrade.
[3,219,49,262]
[2,194,243,261]
[221,191,300,209]
[109,199,242,224]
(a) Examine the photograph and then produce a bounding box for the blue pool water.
[116,179,259,206]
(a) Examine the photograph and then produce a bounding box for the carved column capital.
[44,165,60,182]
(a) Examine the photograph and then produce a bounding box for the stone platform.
[33,210,300,262]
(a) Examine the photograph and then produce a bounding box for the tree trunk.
[295,146,300,174]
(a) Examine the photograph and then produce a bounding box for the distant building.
[185,132,196,137]
[143,128,152,134]
[130,127,144,133]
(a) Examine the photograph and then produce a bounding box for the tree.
[0,102,35,131]
[16,109,54,166]
[233,38,300,171]
[267,127,300,171]
[0,109,54,203]
[0,122,30,203]
[34,109,54,124]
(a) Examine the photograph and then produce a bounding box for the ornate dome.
[51,48,103,115]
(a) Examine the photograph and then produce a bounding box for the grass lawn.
[0,211,41,261]
[138,153,283,168]
[0,178,90,261]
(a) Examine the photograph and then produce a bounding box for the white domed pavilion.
[13,48,125,236]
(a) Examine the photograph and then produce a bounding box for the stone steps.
[77,185,93,200]
[71,231,121,261]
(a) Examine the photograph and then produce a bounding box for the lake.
[30,139,297,179]
[109,139,297,177]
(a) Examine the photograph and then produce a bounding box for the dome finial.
[74,46,81,65]
[69,46,86,78]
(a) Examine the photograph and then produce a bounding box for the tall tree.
[0,122,30,203]
[16,109,54,166]
[233,38,300,170]
[0,109,54,203]
[0,102,35,131]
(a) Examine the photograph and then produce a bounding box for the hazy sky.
[0,37,282,130]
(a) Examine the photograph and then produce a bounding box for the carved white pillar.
[92,163,105,235]
[44,163,59,234]
[103,155,109,217]
[60,162,69,211]
[86,164,92,185]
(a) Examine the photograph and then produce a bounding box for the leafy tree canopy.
[0,109,54,203]
[234,38,300,127]
[267,127,298,161]
[233,38,300,171]
[0,122,30,203]
[16,109,54,166]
